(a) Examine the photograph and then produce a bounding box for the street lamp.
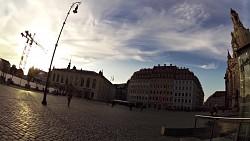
[42,2,81,105]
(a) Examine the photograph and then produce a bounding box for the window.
[92,79,96,89]
[52,73,56,81]
[56,74,59,82]
[61,75,64,83]
[80,77,84,86]
[74,76,78,86]
[66,76,69,84]
[86,78,90,88]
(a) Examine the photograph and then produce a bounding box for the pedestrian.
[129,103,133,111]
[67,93,73,107]
[210,104,218,116]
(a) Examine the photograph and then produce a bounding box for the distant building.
[0,58,11,83]
[127,64,204,111]
[225,9,250,110]
[0,58,10,75]
[205,91,226,110]
[114,83,128,101]
[33,71,47,85]
[50,61,115,102]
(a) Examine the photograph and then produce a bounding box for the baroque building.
[204,91,226,110]
[50,61,116,102]
[127,64,204,111]
[225,9,250,110]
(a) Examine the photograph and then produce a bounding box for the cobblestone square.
[0,85,207,141]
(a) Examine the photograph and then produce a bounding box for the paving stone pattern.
[0,85,207,141]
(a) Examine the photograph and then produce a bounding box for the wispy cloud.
[189,62,219,70]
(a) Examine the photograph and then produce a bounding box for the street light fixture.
[42,2,81,105]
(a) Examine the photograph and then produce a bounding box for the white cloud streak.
[189,62,219,69]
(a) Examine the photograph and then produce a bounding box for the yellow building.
[50,62,115,102]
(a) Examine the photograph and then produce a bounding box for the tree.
[27,66,41,84]
[16,69,24,78]
[9,64,17,76]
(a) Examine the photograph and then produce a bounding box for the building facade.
[0,58,10,75]
[225,9,250,110]
[229,8,250,118]
[0,58,10,83]
[204,91,226,110]
[50,62,116,102]
[127,64,204,111]
[114,83,128,101]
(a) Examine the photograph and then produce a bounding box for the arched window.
[66,76,69,84]
[86,78,90,88]
[61,75,64,83]
[92,79,96,89]
[52,73,56,81]
[56,74,59,82]
[80,77,84,86]
[74,76,78,86]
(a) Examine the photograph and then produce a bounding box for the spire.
[230,8,243,28]
[230,8,236,14]
[67,58,71,70]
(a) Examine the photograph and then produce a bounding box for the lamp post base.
[42,100,47,105]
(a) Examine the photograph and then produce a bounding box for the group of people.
[68,96,220,115]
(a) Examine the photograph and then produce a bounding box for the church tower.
[230,9,250,54]
[225,9,250,110]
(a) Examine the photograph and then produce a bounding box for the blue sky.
[0,0,250,100]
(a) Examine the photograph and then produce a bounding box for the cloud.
[172,2,210,26]
[0,0,246,73]
[189,62,219,70]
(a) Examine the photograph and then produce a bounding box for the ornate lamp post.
[42,2,81,105]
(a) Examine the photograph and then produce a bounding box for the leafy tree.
[16,69,24,78]
[27,66,41,84]
[9,64,17,76]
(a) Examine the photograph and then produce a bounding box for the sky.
[1,0,250,100]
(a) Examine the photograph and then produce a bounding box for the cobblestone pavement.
[0,84,208,141]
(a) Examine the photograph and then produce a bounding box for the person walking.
[67,93,73,107]
[210,104,218,116]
